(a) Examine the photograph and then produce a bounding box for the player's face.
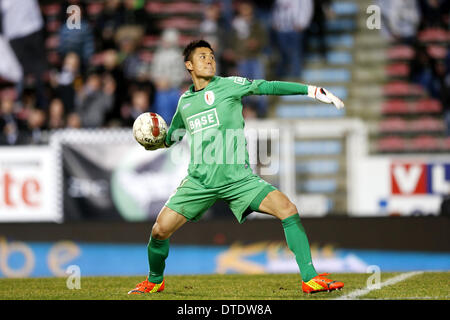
[186,48,216,78]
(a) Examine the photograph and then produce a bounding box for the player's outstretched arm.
[252,80,345,110]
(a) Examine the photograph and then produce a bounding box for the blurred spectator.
[152,79,180,125]
[230,1,268,80]
[75,71,115,128]
[115,25,146,80]
[307,0,334,60]
[98,49,126,126]
[378,0,421,44]
[123,0,155,34]
[50,52,82,114]
[409,43,442,98]
[23,108,47,144]
[271,0,313,78]
[47,98,66,130]
[66,112,82,129]
[229,1,269,116]
[121,89,150,127]
[418,0,450,30]
[199,2,230,75]
[150,28,187,90]
[1,0,48,109]
[95,0,125,51]
[58,3,95,71]
[0,89,25,145]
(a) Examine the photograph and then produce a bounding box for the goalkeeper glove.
[308,85,345,109]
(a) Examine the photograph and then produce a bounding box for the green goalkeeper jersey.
[165,76,308,188]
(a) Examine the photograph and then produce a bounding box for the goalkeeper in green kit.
[128,40,344,295]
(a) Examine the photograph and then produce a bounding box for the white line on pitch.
[335,271,424,300]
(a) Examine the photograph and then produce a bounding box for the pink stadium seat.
[387,45,414,60]
[378,117,408,133]
[418,28,449,43]
[382,100,409,114]
[376,136,408,152]
[427,45,447,59]
[412,99,442,113]
[159,17,199,31]
[408,135,440,151]
[87,2,104,16]
[386,63,410,78]
[42,3,61,17]
[409,117,444,132]
[442,137,450,151]
[383,82,425,97]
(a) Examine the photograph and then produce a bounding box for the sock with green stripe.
[147,236,169,284]
[282,214,318,282]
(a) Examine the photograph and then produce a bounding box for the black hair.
[183,40,214,62]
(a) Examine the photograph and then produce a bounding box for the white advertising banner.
[0,147,58,222]
[352,155,450,216]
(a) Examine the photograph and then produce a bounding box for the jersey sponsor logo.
[204,91,215,105]
[186,108,220,134]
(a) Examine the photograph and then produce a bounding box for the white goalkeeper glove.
[308,85,345,109]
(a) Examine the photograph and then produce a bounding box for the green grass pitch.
[0,272,448,300]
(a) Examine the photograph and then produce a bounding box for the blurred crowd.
[0,0,449,146]
[378,0,450,135]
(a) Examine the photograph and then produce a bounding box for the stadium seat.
[276,105,346,118]
[375,136,408,152]
[412,99,442,113]
[418,28,449,43]
[296,160,340,175]
[442,137,450,151]
[381,100,409,114]
[386,63,410,78]
[378,117,408,133]
[303,69,351,83]
[409,117,444,132]
[387,45,415,61]
[383,82,425,97]
[427,45,448,60]
[41,3,61,17]
[331,1,358,15]
[295,140,342,155]
[301,179,338,193]
[408,135,440,151]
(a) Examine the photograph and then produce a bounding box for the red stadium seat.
[387,45,414,60]
[418,28,449,43]
[412,99,442,113]
[409,117,444,132]
[408,135,440,151]
[386,63,410,78]
[375,136,408,152]
[427,45,447,60]
[378,117,408,133]
[41,3,61,17]
[383,82,425,97]
[381,100,409,114]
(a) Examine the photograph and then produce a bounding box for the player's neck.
[192,75,214,92]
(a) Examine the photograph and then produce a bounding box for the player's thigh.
[152,206,187,240]
[258,190,298,220]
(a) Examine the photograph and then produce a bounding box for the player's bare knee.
[278,200,297,219]
[151,223,171,240]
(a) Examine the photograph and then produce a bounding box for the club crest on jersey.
[204,91,215,105]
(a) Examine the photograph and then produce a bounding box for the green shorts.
[165,174,277,223]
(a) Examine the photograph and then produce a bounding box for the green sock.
[147,236,169,284]
[282,214,318,282]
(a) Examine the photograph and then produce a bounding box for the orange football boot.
[128,278,165,294]
[302,273,344,293]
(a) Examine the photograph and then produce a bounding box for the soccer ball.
[133,112,167,148]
